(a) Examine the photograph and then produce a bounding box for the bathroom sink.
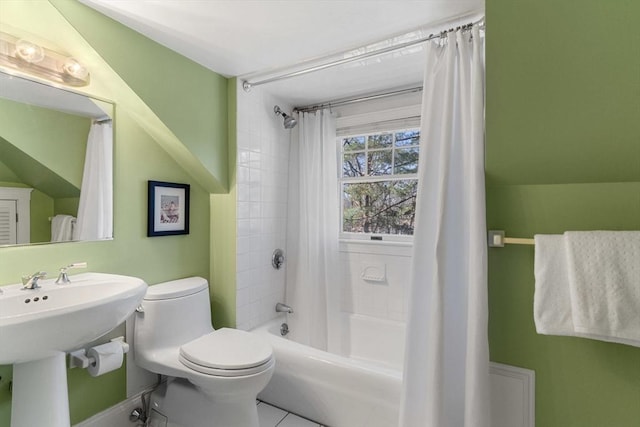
[1,273,147,426]
[0,272,147,365]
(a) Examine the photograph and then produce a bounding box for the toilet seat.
[179,328,274,378]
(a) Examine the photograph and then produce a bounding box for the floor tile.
[277,413,321,427]
[257,402,288,427]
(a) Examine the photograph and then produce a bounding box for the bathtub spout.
[275,302,293,314]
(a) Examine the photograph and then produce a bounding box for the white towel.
[51,215,75,242]
[565,231,640,346]
[534,231,640,347]
[533,234,575,336]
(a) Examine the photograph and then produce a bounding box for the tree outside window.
[340,129,419,239]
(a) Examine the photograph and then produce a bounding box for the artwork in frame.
[147,180,190,237]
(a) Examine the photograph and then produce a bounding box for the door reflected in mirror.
[0,71,114,247]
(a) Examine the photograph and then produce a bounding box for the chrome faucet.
[55,262,87,285]
[275,302,293,314]
[22,271,47,290]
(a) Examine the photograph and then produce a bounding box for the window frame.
[338,127,420,243]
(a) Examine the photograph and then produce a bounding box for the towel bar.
[48,216,77,223]
[488,230,535,247]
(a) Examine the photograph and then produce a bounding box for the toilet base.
[148,378,260,427]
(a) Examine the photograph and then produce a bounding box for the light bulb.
[15,39,44,63]
[62,58,89,80]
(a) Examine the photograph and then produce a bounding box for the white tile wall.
[235,89,416,330]
[235,82,292,330]
[339,242,412,322]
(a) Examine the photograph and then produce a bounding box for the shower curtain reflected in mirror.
[285,109,339,351]
[73,121,113,241]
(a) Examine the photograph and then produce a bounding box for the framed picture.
[147,181,190,237]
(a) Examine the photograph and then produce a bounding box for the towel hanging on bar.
[534,231,640,347]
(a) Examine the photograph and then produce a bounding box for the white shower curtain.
[285,109,339,351]
[74,121,113,241]
[400,25,489,427]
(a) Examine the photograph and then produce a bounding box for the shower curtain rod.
[242,16,484,92]
[294,85,423,113]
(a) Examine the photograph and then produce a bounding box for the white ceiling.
[80,0,483,106]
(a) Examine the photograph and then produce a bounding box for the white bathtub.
[252,314,404,427]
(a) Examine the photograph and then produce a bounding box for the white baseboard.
[73,387,153,427]
[490,362,535,427]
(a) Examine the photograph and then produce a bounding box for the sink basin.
[0,272,147,427]
[0,272,147,365]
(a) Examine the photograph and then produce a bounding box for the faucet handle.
[22,271,47,289]
[65,262,87,270]
[56,262,87,284]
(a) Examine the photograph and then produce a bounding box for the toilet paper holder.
[69,336,129,369]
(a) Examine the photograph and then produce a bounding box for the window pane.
[343,152,366,177]
[343,180,417,235]
[395,130,420,147]
[368,133,393,149]
[343,136,365,151]
[394,147,419,174]
[368,150,392,176]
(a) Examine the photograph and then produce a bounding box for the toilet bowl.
[134,277,274,427]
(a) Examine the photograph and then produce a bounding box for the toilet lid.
[180,355,275,377]
[144,277,208,300]
[179,328,273,371]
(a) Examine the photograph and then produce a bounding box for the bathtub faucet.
[275,302,293,314]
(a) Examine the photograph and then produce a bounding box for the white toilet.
[134,277,274,427]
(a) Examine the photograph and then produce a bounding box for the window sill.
[339,239,413,256]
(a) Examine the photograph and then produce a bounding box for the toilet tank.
[135,277,215,352]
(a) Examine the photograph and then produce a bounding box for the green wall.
[0,159,20,182]
[486,1,640,426]
[30,188,54,243]
[50,0,229,194]
[0,1,231,425]
[0,109,213,426]
[0,98,89,243]
[0,98,89,191]
[209,78,238,329]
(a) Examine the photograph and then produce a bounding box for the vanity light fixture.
[0,31,90,87]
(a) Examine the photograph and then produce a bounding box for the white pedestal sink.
[0,273,148,427]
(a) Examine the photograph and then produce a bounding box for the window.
[339,128,419,241]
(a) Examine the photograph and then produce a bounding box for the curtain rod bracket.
[488,230,506,247]
[242,80,252,92]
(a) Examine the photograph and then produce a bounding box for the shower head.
[274,105,297,129]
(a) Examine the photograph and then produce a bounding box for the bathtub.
[252,314,404,427]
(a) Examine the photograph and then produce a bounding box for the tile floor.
[257,401,324,427]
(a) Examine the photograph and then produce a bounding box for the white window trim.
[338,125,420,242]
[336,104,421,134]
[339,239,413,256]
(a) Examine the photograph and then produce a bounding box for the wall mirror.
[0,71,114,247]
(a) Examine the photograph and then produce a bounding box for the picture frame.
[147,180,190,237]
